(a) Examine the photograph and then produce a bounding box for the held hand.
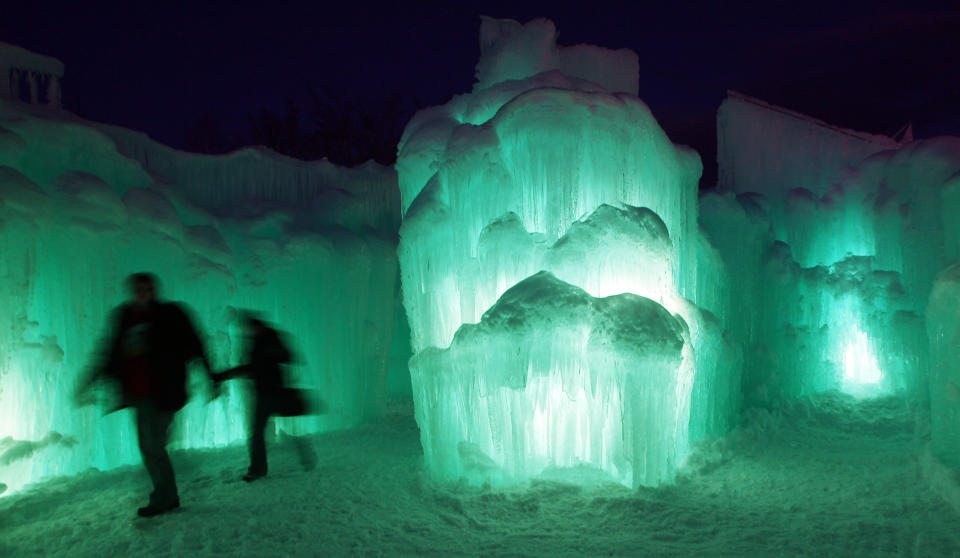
[72,385,97,407]
[71,374,98,407]
[209,378,226,402]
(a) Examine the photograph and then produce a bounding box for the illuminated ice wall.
[399,18,740,488]
[712,98,960,409]
[0,99,401,494]
[928,263,960,469]
[925,141,960,469]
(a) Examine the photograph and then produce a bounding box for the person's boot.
[243,469,266,482]
[137,498,180,517]
[295,437,317,472]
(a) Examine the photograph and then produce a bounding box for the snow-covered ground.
[2,395,959,557]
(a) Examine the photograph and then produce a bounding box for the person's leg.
[136,402,179,511]
[247,395,270,478]
[279,388,315,471]
[293,434,317,471]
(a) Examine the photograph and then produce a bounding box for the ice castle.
[2,17,960,496]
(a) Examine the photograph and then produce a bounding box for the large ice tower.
[399,17,739,488]
[0,60,404,494]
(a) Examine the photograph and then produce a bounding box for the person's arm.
[264,329,293,364]
[74,306,125,404]
[172,303,214,376]
[215,364,252,381]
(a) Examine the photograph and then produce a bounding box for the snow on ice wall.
[0,100,400,494]
[399,18,739,488]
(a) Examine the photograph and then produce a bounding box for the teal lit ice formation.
[398,18,738,487]
[707,103,960,411]
[400,18,960,489]
[413,272,694,487]
[842,326,883,390]
[928,262,960,469]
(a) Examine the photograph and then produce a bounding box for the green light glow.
[841,326,884,394]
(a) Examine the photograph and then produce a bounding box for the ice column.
[399,18,737,487]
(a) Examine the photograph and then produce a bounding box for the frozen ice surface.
[412,272,692,487]
[761,138,960,315]
[0,99,403,494]
[719,93,960,311]
[701,193,926,406]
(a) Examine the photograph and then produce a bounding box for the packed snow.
[2,396,960,557]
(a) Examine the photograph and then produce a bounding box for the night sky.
[2,1,957,187]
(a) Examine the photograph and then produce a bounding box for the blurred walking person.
[216,312,316,482]
[78,272,215,517]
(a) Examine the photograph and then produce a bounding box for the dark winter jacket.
[101,301,209,411]
[219,327,292,394]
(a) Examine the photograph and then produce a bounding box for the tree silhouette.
[184,111,240,154]
[185,86,421,167]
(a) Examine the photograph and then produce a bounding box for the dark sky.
[2,1,958,186]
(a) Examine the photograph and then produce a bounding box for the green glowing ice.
[398,18,737,488]
[841,326,884,395]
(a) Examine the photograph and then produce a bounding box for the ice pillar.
[399,17,737,487]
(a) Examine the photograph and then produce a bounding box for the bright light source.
[841,326,883,394]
